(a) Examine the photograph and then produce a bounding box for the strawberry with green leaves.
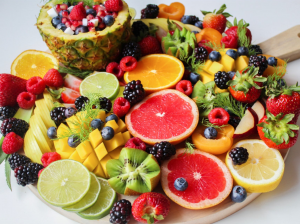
[225,18,252,46]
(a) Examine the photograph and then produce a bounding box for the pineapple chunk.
[220,54,235,72]
[66,115,81,133]
[116,119,127,133]
[76,141,93,160]
[109,147,122,160]
[69,150,85,163]
[208,62,224,76]
[236,56,249,71]
[104,120,119,133]
[103,132,125,152]
[96,110,106,122]
[93,164,106,178]
[89,129,103,149]
[122,131,131,143]
[94,142,108,161]
[99,154,112,178]
[83,152,99,172]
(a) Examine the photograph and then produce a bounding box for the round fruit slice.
[37,160,91,207]
[80,72,120,100]
[77,178,117,220]
[161,148,233,209]
[63,173,101,212]
[11,50,58,80]
[124,54,184,93]
[125,89,199,145]
[225,139,285,193]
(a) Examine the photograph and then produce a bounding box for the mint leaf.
[0,136,7,165]
[5,157,12,191]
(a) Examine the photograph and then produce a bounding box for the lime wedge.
[80,72,120,100]
[63,173,101,212]
[77,178,117,220]
[37,160,91,207]
[129,7,136,19]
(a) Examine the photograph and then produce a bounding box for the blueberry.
[58,10,69,18]
[56,23,67,31]
[189,72,200,85]
[91,119,104,130]
[101,126,114,140]
[65,107,77,118]
[237,46,249,56]
[181,15,192,24]
[209,51,221,61]
[192,31,199,34]
[86,8,97,17]
[204,127,218,139]
[267,57,277,66]
[74,25,89,35]
[174,178,188,191]
[277,79,286,87]
[105,114,118,123]
[194,21,203,29]
[103,15,115,26]
[226,49,238,60]
[51,16,62,28]
[68,135,80,148]
[230,185,247,203]
[228,71,236,79]
[47,127,57,139]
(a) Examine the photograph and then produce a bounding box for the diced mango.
[236,56,249,71]
[103,132,125,152]
[83,152,99,172]
[109,147,122,160]
[66,115,81,133]
[76,111,93,130]
[89,129,103,149]
[53,139,61,151]
[207,62,224,76]
[220,54,235,72]
[93,164,106,178]
[104,120,119,133]
[215,86,228,93]
[116,119,127,133]
[219,48,234,56]
[57,123,69,137]
[203,60,213,73]
[94,142,108,161]
[60,138,76,153]
[122,131,131,143]
[199,70,214,84]
[76,141,93,160]
[58,150,74,160]
[99,154,112,178]
[69,150,85,163]
[96,110,106,122]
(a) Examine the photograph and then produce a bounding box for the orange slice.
[11,50,58,80]
[124,54,184,93]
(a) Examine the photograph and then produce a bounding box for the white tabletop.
[0,0,300,223]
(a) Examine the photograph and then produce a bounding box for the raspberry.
[208,108,230,126]
[41,152,61,167]
[2,132,24,154]
[105,0,123,12]
[69,2,86,20]
[120,56,137,71]
[125,137,146,151]
[17,92,36,109]
[43,69,64,87]
[197,39,213,54]
[176,80,193,96]
[38,168,45,178]
[26,76,46,95]
[106,62,124,80]
[113,97,130,118]
[221,34,238,49]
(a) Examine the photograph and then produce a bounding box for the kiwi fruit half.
[106,148,161,195]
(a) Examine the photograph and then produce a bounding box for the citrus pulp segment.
[125,89,199,145]
[225,139,285,193]
[37,160,91,207]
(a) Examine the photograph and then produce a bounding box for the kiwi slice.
[107,148,161,195]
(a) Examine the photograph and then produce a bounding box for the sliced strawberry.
[61,88,81,104]
[63,74,82,92]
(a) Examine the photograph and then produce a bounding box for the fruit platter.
[1,0,300,223]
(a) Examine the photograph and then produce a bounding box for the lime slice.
[63,173,101,212]
[37,160,91,207]
[129,7,136,19]
[80,72,120,100]
[77,178,117,220]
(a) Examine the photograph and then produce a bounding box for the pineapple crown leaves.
[201,117,227,129]
[201,4,232,18]
[257,110,299,145]
[227,66,267,94]
[58,65,93,79]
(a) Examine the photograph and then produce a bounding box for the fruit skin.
[17,92,36,109]
[26,76,46,95]
[113,97,131,118]
[101,126,115,140]
[146,141,176,164]
[208,108,230,126]
[109,199,132,224]
[175,80,193,96]
[138,36,162,56]
[8,153,31,170]
[132,192,170,224]
[2,132,24,154]
[174,178,188,191]
[231,186,247,203]
[124,137,146,151]
[230,85,262,104]
[41,152,61,167]
[106,62,125,80]
[14,163,44,186]
[105,0,123,12]
[221,34,238,48]
[0,106,17,121]
[0,118,29,137]
[204,127,218,139]
[229,147,249,165]
[120,56,137,72]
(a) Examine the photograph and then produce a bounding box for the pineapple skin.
[36,0,131,71]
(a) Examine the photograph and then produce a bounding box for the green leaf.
[200,10,210,16]
[215,4,227,14]
[282,132,290,144]
[288,124,299,130]
[58,65,92,79]
[222,12,232,18]
[0,136,7,165]
[46,87,65,100]
[5,157,12,191]
[154,215,164,221]
[226,20,233,28]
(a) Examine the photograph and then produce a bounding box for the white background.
[1,0,300,223]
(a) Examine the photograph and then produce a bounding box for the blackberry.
[146,141,176,164]
[214,71,230,89]
[0,118,29,137]
[121,42,142,60]
[14,162,44,186]
[123,80,145,105]
[131,21,149,37]
[109,199,132,224]
[229,147,249,165]
[189,15,200,25]
[8,153,31,170]
[0,106,17,121]
[194,47,208,63]
[248,55,268,75]
[75,96,89,111]
[249,45,263,55]
[50,107,67,126]
[141,4,159,19]
[99,97,112,112]
[228,116,240,129]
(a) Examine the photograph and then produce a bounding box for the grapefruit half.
[125,89,199,145]
[161,149,233,209]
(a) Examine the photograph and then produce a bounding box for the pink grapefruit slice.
[161,148,233,209]
[125,89,199,145]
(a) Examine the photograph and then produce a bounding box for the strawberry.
[43,69,64,87]
[221,34,238,48]
[69,2,86,21]
[47,87,80,104]
[201,4,232,33]
[132,192,170,224]
[197,39,213,54]
[0,74,27,107]
[225,18,252,45]
[228,67,267,103]
[257,111,299,149]
[105,0,123,12]
[138,36,162,56]
[63,74,82,92]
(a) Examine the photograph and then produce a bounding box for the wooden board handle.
[258,25,300,62]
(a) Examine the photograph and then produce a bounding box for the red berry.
[98,10,106,17]
[87,14,94,21]
[62,17,69,24]
[26,76,46,95]
[61,10,69,17]
[93,5,101,11]
[125,137,146,151]
[120,56,137,71]
[99,22,106,29]
[2,132,24,154]
[176,80,193,96]
[43,69,64,87]
[38,168,45,178]
[113,97,130,118]
[17,92,36,109]
[198,39,213,54]
[105,0,123,12]
[106,62,124,80]
[56,4,62,13]
[138,36,162,56]
[65,21,71,27]
[69,2,86,21]
[208,108,230,126]
[221,34,238,49]
[60,3,68,10]
[41,152,61,167]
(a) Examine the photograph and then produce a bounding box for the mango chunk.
[236,56,249,71]
[116,119,127,133]
[122,131,131,143]
[99,154,112,178]
[203,60,213,73]
[60,138,76,153]
[199,70,214,84]
[83,152,99,172]
[220,54,235,72]
[103,132,125,152]
[94,142,108,161]
[208,62,224,76]
[57,123,69,137]
[104,120,119,133]
[66,115,81,133]
[109,147,122,160]
[96,110,106,122]
[69,150,85,163]
[76,141,93,160]
[53,139,61,152]
[93,164,106,178]
[89,129,103,149]
[58,150,74,160]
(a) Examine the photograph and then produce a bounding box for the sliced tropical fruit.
[11,50,58,80]
[124,54,184,93]
[77,178,117,220]
[125,89,199,145]
[225,139,285,193]
[161,148,233,209]
[24,128,43,164]
[79,72,120,100]
[38,160,91,207]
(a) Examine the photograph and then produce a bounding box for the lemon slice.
[225,139,285,193]
[129,7,136,19]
